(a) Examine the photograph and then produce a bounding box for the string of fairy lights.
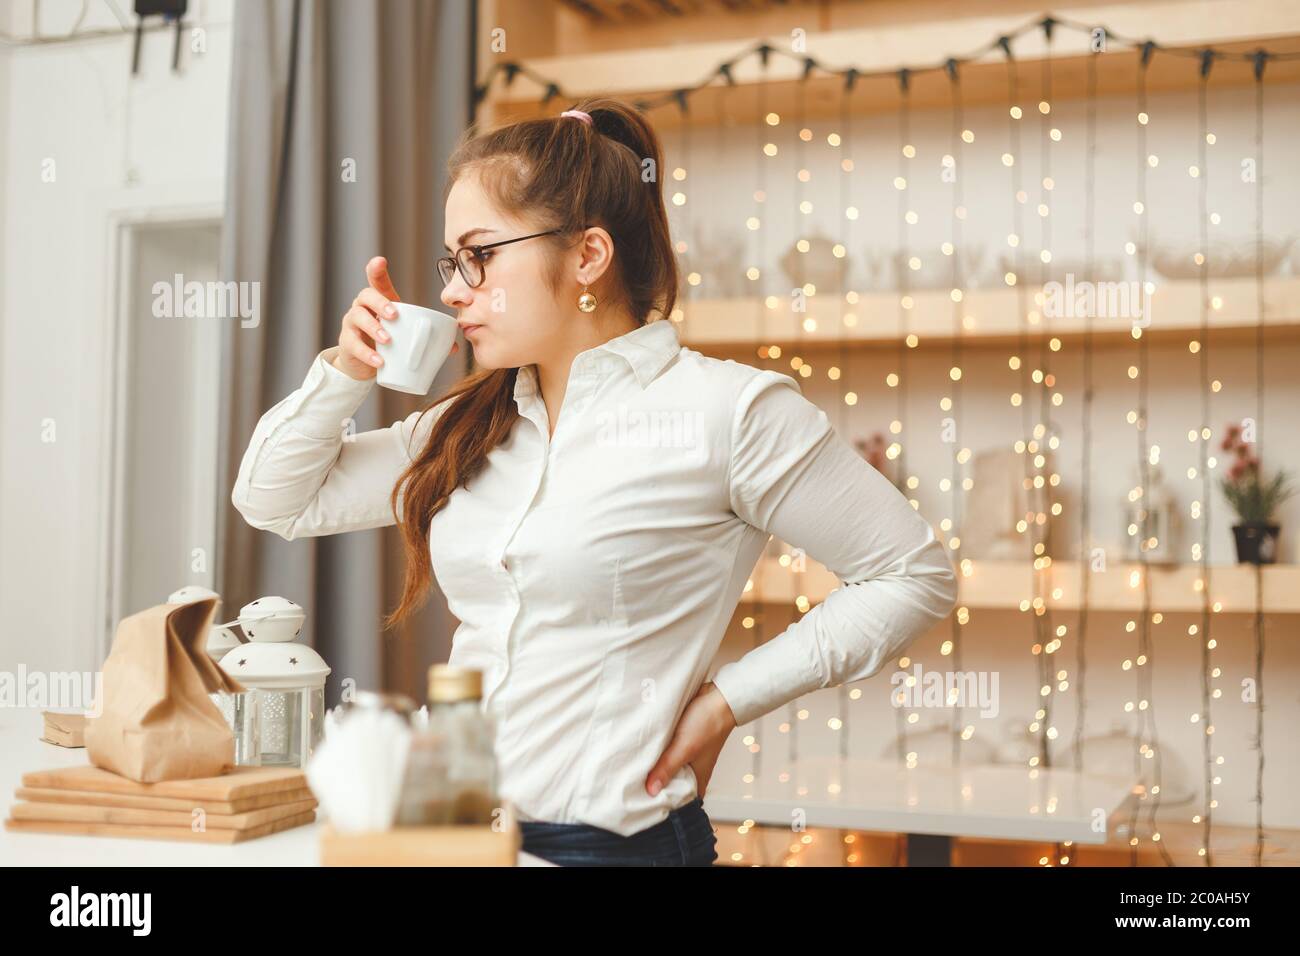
[786,62,807,768]
[1193,49,1218,866]
[1041,25,1060,789]
[1127,45,1148,866]
[1028,25,1069,864]
[1249,52,1268,869]
[835,66,857,768]
[1126,42,1176,869]
[670,89,692,335]
[943,59,969,766]
[892,72,915,773]
[1002,39,1036,796]
[471,16,1296,868]
[1073,44,1097,780]
[735,48,771,866]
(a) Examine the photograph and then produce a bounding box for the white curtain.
[216,0,475,704]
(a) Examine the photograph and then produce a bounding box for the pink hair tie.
[561,109,593,126]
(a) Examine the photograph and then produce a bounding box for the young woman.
[231,98,958,866]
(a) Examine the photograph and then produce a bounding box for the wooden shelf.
[478,0,1300,128]
[743,555,1300,614]
[717,819,1300,866]
[959,819,1300,865]
[673,275,1300,352]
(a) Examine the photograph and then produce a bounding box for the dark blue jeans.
[520,797,718,866]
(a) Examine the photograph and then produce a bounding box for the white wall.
[117,222,224,623]
[0,0,233,676]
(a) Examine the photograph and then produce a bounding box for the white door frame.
[97,202,224,661]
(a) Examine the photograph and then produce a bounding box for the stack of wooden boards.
[5,764,316,843]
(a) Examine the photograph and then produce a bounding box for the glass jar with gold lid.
[395,665,498,826]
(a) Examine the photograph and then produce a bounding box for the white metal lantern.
[168,584,221,607]
[218,597,329,769]
[205,629,244,723]
[206,624,242,664]
[206,625,243,728]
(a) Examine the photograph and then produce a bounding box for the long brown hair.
[384,97,679,630]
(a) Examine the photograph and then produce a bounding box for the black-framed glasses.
[437,229,563,289]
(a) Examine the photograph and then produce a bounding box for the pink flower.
[1229,459,1247,481]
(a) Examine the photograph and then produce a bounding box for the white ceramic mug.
[374,302,459,394]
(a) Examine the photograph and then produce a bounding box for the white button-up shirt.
[232,318,958,836]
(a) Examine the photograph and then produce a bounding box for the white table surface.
[0,710,552,866]
[702,752,1137,845]
[4,708,1136,862]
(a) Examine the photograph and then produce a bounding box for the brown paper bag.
[84,597,246,782]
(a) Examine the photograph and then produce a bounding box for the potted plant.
[1219,423,1295,564]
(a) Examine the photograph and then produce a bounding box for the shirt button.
[500,558,509,571]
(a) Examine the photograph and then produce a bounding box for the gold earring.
[577,284,597,313]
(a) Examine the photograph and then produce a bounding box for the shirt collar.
[513,319,681,402]
[595,318,681,388]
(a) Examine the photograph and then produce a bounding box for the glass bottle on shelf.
[1121,461,1180,565]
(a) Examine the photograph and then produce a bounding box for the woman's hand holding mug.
[332,256,459,382]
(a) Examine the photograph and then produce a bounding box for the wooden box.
[319,801,521,866]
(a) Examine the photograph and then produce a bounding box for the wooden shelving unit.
[477,0,1300,614]
[671,275,1300,353]
[475,2,1300,857]
[478,1,1300,359]
[744,554,1300,614]
[477,0,1300,128]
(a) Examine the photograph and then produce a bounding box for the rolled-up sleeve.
[711,369,959,727]
[230,346,450,541]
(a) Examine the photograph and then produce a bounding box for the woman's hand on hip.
[645,681,737,799]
